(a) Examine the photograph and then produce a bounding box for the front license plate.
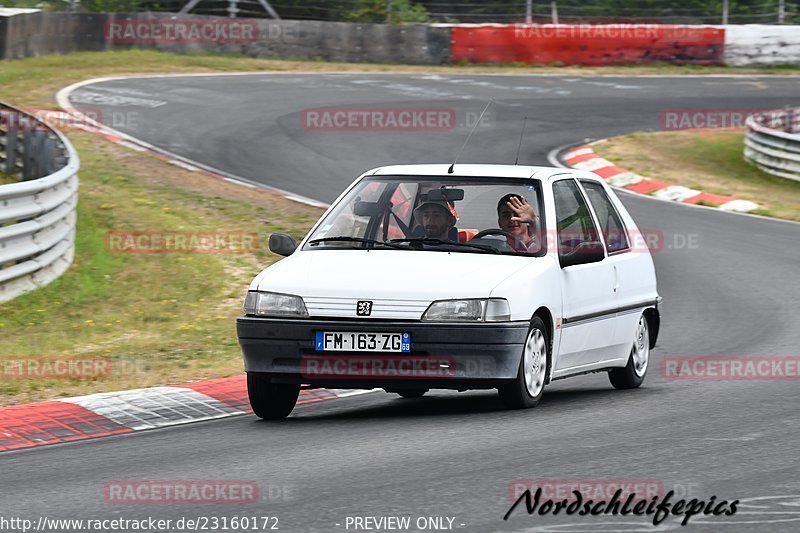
[315,332,411,353]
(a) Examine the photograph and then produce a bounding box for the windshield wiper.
[307,236,406,250]
[389,237,501,254]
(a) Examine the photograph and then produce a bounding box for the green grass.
[0,128,318,405]
[595,130,800,221]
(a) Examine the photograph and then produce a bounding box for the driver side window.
[552,179,601,256]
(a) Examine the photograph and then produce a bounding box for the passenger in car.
[413,199,458,241]
[498,193,541,253]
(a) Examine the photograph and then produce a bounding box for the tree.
[345,0,431,23]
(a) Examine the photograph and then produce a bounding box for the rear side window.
[580,180,630,253]
[552,179,600,256]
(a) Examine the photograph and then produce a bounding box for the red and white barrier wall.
[449,24,800,66]
[724,26,800,66]
[1,11,799,66]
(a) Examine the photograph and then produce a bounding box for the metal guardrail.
[744,107,800,182]
[0,103,79,304]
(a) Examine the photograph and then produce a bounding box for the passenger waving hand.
[498,193,541,253]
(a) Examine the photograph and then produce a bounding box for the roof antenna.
[448,99,493,174]
[514,116,529,165]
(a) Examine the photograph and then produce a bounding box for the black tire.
[609,315,649,390]
[498,316,548,409]
[394,389,428,399]
[247,373,300,420]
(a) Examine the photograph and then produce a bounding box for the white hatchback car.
[238,164,661,419]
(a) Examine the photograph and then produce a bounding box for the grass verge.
[0,130,321,405]
[593,130,800,221]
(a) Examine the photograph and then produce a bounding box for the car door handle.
[612,263,619,293]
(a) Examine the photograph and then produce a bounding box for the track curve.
[2,73,798,533]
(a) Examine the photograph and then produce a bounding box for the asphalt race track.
[2,74,799,532]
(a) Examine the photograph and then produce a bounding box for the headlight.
[421,298,510,322]
[243,291,308,317]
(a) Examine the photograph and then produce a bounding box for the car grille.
[303,297,429,320]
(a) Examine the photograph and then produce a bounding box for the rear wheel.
[247,373,300,420]
[609,315,649,389]
[498,317,548,409]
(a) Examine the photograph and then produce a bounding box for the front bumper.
[237,317,529,389]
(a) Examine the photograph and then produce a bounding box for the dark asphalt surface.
[2,74,799,532]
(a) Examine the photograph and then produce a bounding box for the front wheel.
[247,373,300,420]
[498,317,548,409]
[609,315,649,389]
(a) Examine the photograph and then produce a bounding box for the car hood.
[252,249,533,300]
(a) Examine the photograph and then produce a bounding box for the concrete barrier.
[451,24,726,66]
[0,12,450,65]
[724,25,800,66]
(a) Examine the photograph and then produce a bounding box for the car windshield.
[303,176,546,256]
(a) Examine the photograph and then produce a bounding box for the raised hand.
[507,196,538,226]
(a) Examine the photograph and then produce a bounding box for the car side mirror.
[559,240,605,268]
[269,233,297,256]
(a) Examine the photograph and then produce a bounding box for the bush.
[345,0,430,23]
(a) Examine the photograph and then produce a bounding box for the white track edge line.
[547,141,800,227]
[55,78,329,210]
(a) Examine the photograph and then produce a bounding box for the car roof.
[369,164,596,183]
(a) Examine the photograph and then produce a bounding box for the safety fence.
[744,107,800,182]
[0,103,79,304]
[2,10,800,66]
[12,1,800,25]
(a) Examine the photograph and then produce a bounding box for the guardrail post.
[42,135,55,176]
[33,130,47,179]
[22,128,34,180]
[5,119,17,174]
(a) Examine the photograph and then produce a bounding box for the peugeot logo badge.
[356,301,373,316]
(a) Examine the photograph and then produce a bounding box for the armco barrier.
[744,108,800,182]
[450,24,726,66]
[0,103,79,304]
